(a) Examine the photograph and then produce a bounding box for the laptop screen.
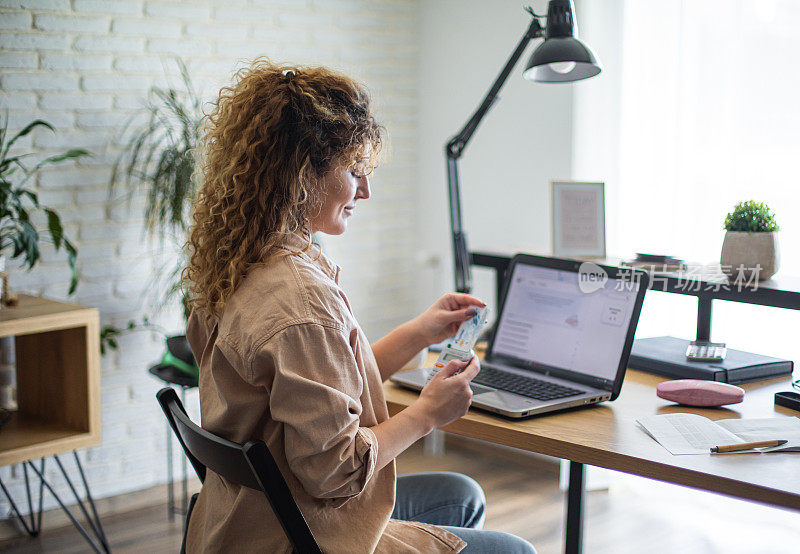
[491,261,641,386]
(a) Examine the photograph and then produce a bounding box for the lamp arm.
[446,15,544,159]
[445,13,544,293]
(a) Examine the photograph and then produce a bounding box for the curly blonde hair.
[184,59,383,322]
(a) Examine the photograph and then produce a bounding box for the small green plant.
[0,116,88,294]
[724,201,779,233]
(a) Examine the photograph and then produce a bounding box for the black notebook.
[629,336,794,384]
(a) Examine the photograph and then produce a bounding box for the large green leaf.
[16,188,38,208]
[0,153,33,174]
[2,119,54,160]
[44,208,63,250]
[64,237,78,294]
[29,148,90,173]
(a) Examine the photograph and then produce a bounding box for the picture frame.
[551,180,606,258]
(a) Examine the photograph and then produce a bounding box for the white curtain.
[575,0,800,357]
[616,0,800,267]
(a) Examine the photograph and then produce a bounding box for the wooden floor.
[2,435,799,553]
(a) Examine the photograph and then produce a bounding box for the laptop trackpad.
[472,388,537,411]
[469,383,494,395]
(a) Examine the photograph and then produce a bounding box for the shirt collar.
[275,232,340,283]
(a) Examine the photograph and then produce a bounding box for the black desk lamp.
[446,0,601,294]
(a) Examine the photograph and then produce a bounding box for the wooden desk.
[385,356,800,553]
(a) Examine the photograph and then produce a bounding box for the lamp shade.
[523,37,601,82]
[523,0,601,83]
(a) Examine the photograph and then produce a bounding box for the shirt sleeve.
[251,322,378,502]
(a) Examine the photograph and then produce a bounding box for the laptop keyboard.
[470,366,584,401]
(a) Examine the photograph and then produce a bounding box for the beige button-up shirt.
[185,233,465,553]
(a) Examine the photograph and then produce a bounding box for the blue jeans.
[392,472,536,553]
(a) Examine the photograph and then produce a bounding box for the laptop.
[391,254,649,418]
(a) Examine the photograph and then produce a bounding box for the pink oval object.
[656,379,744,407]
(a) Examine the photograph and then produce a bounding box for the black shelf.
[471,251,800,342]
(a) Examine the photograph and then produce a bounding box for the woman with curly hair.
[184,59,535,553]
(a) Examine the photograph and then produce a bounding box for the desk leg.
[423,429,446,456]
[565,461,585,554]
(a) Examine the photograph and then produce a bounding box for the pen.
[710,439,788,453]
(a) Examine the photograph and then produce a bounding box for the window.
[575,0,800,356]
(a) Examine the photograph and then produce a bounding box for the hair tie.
[283,70,295,83]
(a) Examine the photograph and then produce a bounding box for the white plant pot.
[720,231,780,281]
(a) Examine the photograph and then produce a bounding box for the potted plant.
[104,59,201,376]
[720,200,780,281]
[1,117,86,295]
[1,116,88,411]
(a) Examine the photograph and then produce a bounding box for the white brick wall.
[0,0,420,518]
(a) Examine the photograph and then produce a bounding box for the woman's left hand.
[412,293,486,346]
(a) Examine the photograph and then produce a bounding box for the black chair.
[149,363,198,520]
[150,331,201,521]
[156,388,322,554]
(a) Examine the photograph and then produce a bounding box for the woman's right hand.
[415,357,481,430]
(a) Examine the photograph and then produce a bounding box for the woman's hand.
[412,293,486,346]
[372,356,480,471]
[414,357,481,430]
[371,293,485,382]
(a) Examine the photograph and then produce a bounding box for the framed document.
[551,181,606,258]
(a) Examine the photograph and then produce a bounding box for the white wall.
[571,0,623,251]
[415,0,575,313]
[0,0,419,515]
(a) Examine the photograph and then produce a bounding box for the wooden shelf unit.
[0,295,101,467]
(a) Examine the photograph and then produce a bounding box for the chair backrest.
[156,388,322,554]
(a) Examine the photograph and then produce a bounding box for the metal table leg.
[423,429,446,456]
[24,452,110,553]
[166,416,174,521]
[565,461,585,554]
[180,387,189,515]
[52,453,109,551]
[0,460,43,537]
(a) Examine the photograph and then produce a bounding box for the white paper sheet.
[637,413,742,455]
[637,414,800,455]
[716,417,800,452]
